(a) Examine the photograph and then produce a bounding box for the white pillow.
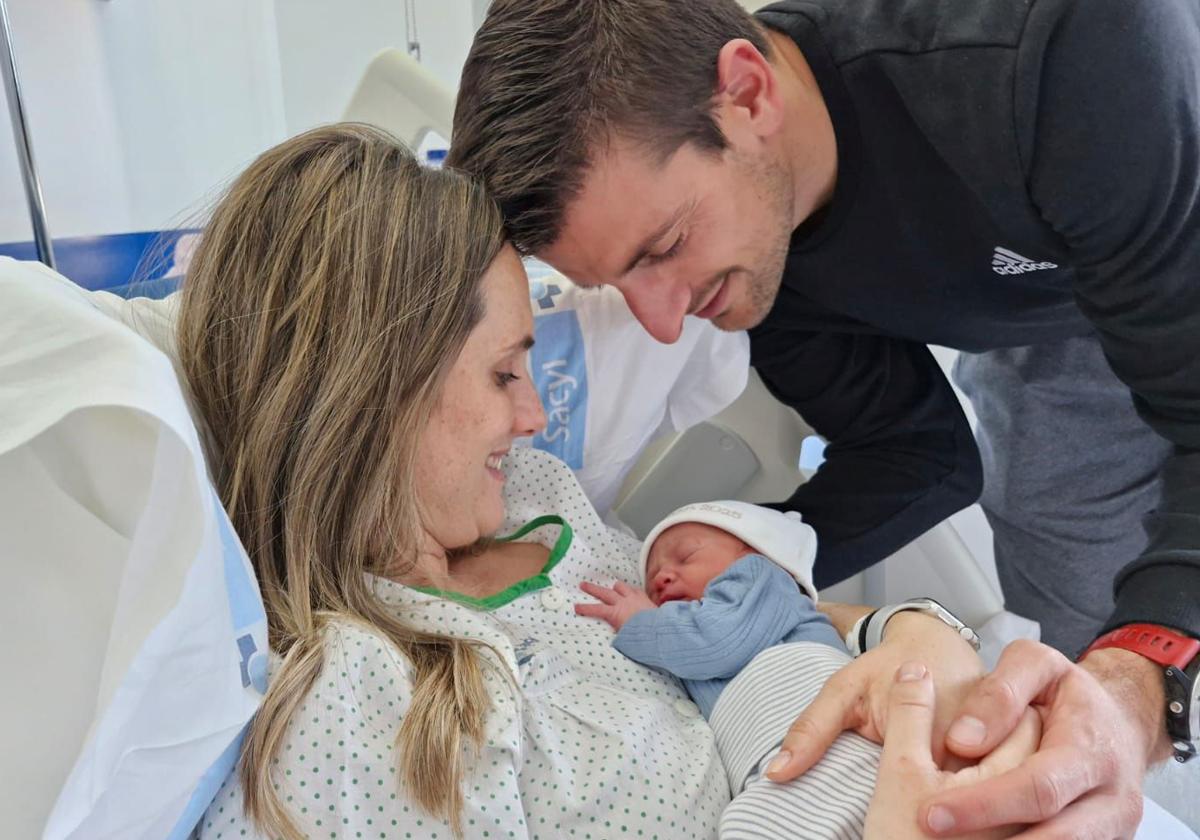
[522,268,750,516]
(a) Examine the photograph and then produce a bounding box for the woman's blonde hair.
[176,123,506,837]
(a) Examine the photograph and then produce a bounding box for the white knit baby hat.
[638,500,820,602]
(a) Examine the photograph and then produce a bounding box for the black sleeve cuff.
[1101,564,1200,641]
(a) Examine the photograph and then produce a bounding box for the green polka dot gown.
[199,448,729,839]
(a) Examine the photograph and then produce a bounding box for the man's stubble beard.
[725,151,795,331]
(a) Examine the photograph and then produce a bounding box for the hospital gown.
[198,447,728,839]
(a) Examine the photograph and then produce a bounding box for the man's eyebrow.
[619,201,691,276]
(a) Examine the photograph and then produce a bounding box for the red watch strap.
[1082,623,1200,669]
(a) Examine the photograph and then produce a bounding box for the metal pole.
[1,0,55,268]
[404,0,421,62]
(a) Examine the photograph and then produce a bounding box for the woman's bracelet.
[844,597,981,657]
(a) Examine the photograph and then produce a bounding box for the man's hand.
[767,611,986,781]
[865,661,1042,840]
[575,580,656,630]
[918,639,1168,838]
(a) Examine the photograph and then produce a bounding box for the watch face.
[1191,679,1200,752]
[1166,663,1200,761]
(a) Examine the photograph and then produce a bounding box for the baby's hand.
[575,581,656,630]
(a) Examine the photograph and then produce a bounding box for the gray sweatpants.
[953,334,1173,656]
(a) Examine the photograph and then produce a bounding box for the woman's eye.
[495,371,521,387]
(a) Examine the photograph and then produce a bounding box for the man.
[448,0,1200,836]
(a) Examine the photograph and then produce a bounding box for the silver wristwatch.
[845,597,981,657]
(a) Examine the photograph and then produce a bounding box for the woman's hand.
[864,662,1042,840]
[767,611,985,780]
[575,580,656,630]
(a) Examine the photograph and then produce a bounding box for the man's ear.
[713,38,784,143]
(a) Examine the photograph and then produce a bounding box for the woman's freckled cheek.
[444,404,491,451]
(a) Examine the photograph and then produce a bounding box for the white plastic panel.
[613,421,760,538]
[342,48,455,148]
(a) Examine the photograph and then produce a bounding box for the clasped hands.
[771,614,1159,840]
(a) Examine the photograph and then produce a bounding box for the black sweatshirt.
[752,0,1200,640]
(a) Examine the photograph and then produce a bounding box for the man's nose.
[618,273,692,344]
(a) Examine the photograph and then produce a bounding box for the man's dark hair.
[447,0,769,254]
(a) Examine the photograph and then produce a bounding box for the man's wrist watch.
[845,597,981,657]
[1082,624,1200,763]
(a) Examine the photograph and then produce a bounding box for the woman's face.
[415,246,546,551]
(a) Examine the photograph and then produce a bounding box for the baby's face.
[644,522,754,605]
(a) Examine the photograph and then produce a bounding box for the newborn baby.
[577,500,843,717]
[577,501,881,839]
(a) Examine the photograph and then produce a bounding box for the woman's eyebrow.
[500,335,535,354]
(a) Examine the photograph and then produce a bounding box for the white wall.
[272,0,473,137]
[473,0,491,27]
[94,0,287,230]
[1,0,472,243]
[2,1,131,240]
[1,0,287,241]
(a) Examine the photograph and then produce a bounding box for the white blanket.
[0,257,267,840]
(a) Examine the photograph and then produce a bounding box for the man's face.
[539,137,795,344]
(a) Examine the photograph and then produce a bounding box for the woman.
[179,124,997,839]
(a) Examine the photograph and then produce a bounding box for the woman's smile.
[486,451,508,480]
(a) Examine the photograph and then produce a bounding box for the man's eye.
[495,371,521,386]
[643,234,685,267]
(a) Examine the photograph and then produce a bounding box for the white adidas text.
[991,246,1058,275]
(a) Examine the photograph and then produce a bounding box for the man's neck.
[765,28,838,226]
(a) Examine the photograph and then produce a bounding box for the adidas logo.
[991,246,1058,275]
